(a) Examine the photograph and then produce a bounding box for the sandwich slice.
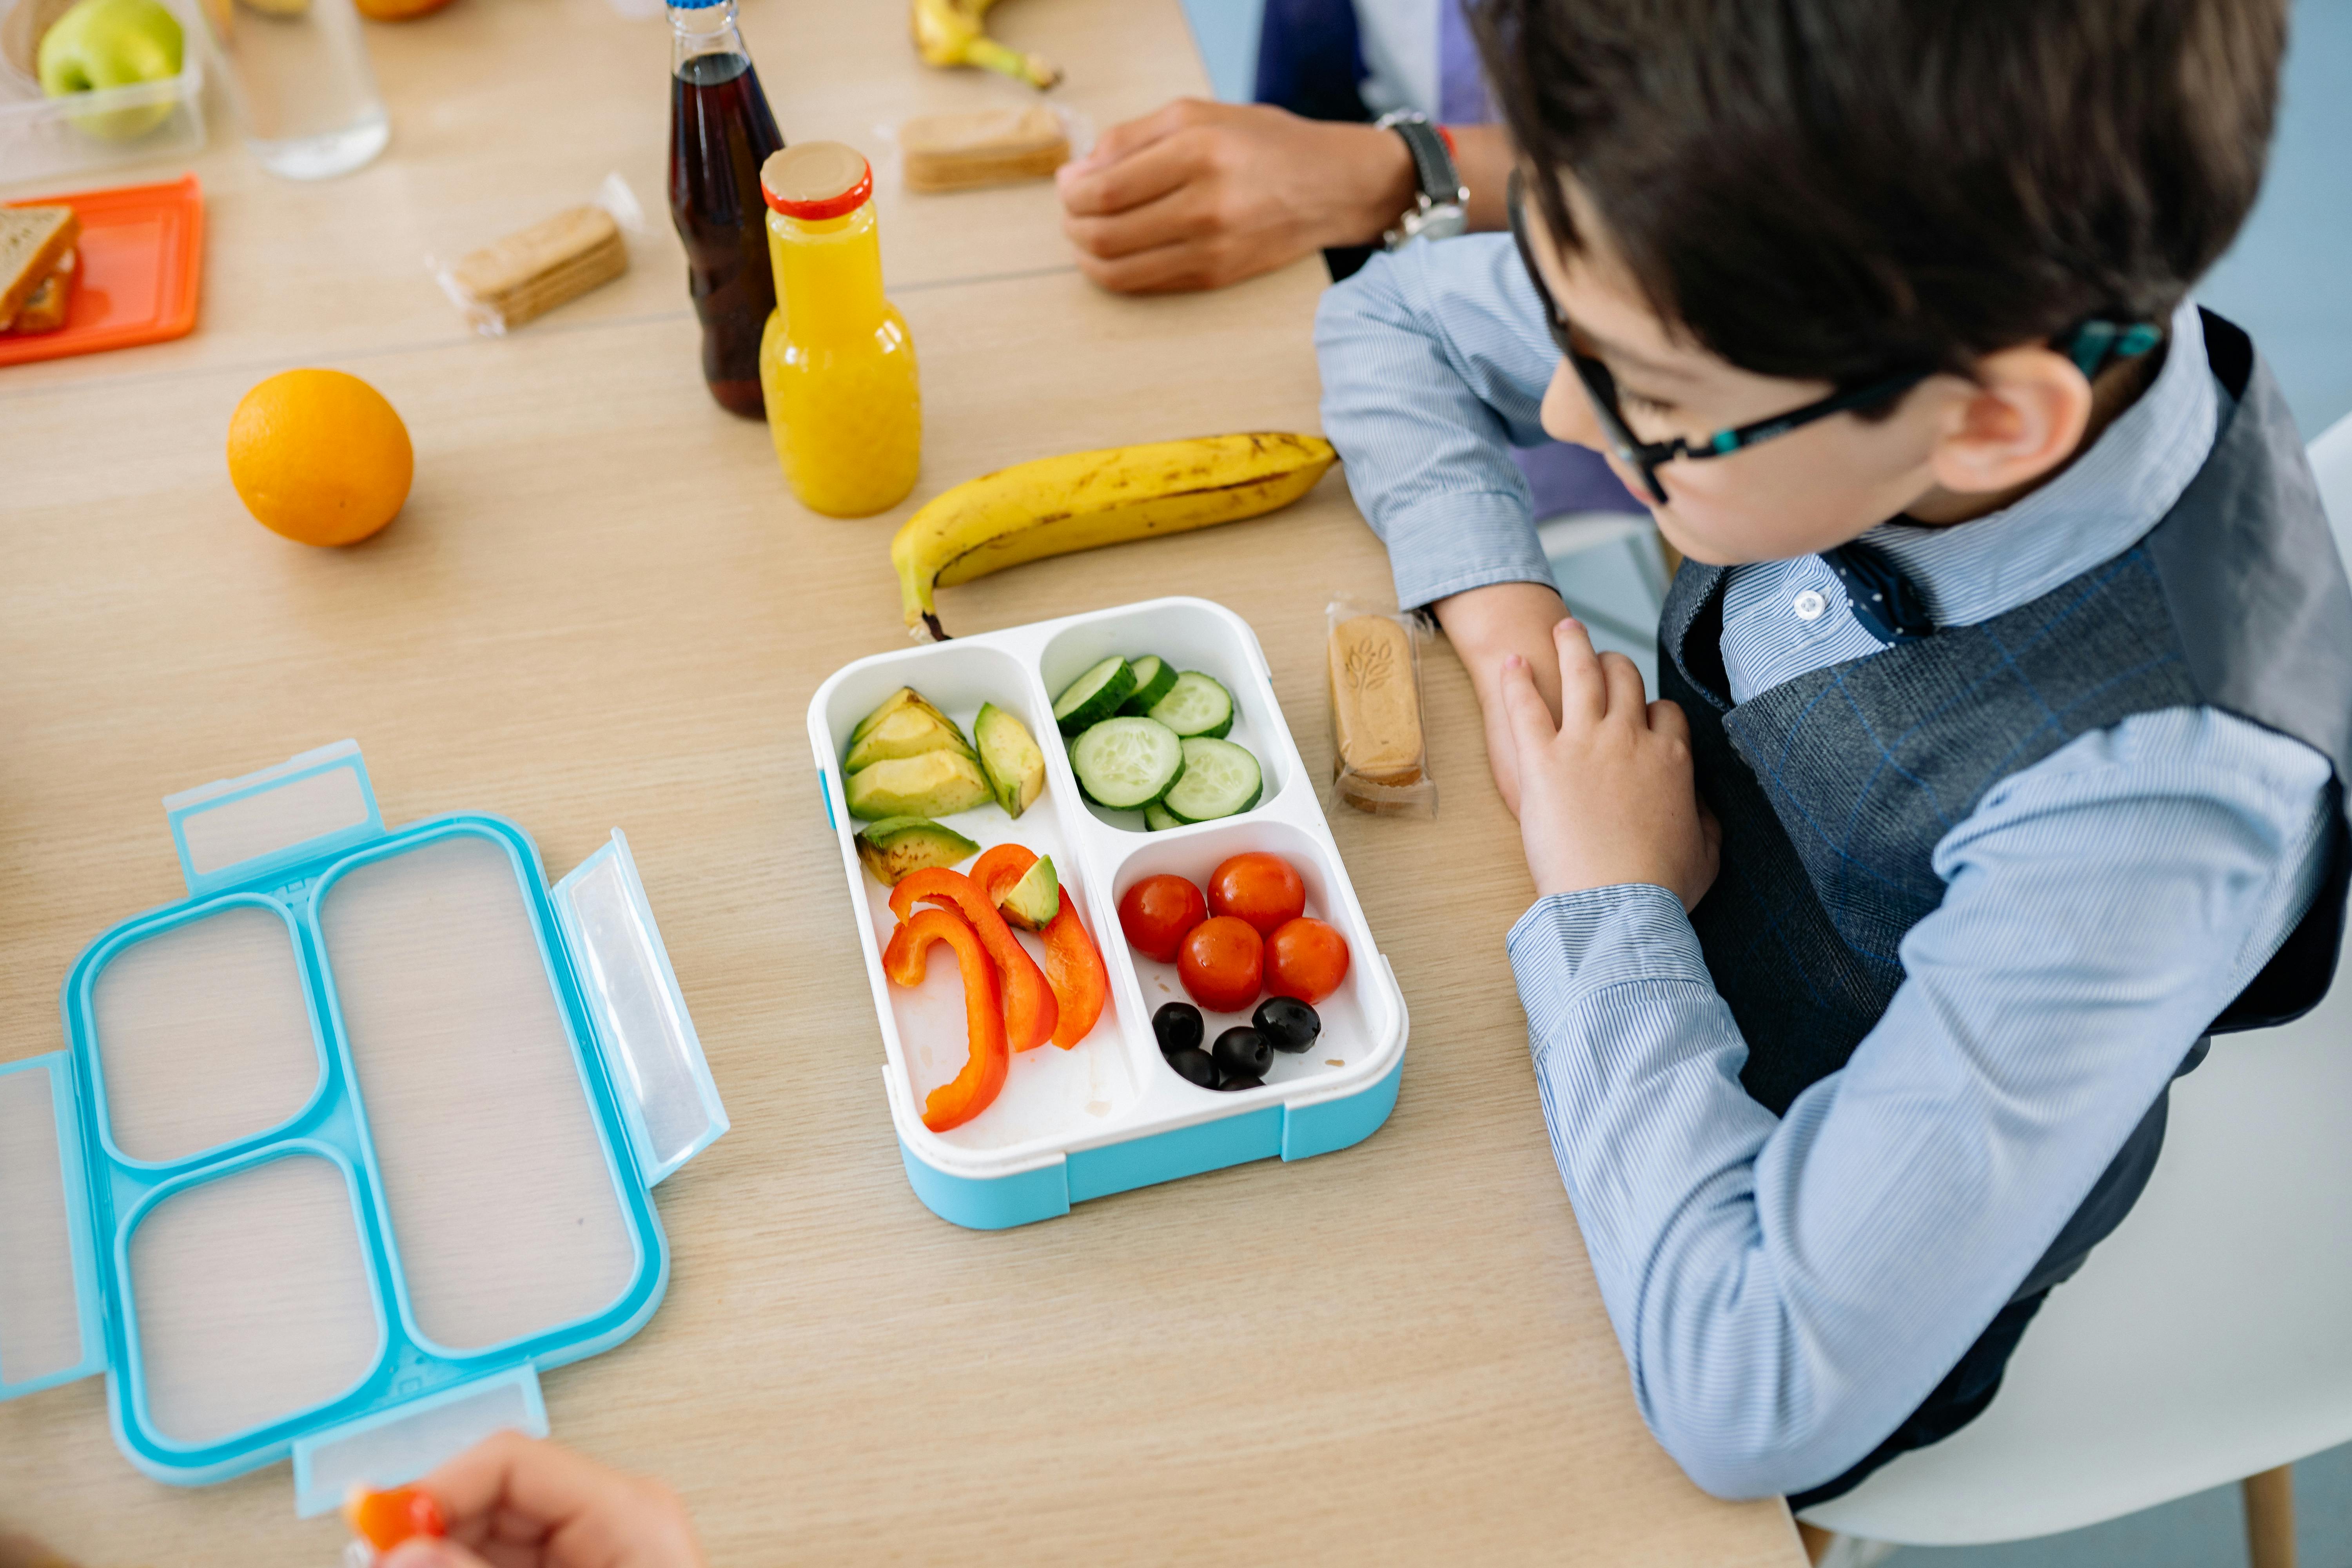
[2,248,77,334]
[0,205,81,326]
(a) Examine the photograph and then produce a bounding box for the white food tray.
[807,597,1408,1227]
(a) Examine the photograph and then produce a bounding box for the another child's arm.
[382,1432,704,1568]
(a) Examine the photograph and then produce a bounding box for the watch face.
[1393,204,1468,248]
[1414,205,1468,241]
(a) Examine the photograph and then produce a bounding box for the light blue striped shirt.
[1316,240,2337,1497]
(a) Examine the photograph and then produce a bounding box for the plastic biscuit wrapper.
[426,172,647,337]
[1326,599,1437,817]
[871,102,1094,193]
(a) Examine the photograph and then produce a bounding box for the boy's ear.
[1924,346,2096,498]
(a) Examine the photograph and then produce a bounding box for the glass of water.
[198,0,388,178]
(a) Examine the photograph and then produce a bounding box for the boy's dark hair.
[1475,0,2287,387]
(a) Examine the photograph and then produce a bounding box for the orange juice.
[757,143,921,517]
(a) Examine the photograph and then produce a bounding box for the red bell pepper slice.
[1040,898,1109,1047]
[889,866,1058,1052]
[884,905,1009,1132]
[968,843,1108,1049]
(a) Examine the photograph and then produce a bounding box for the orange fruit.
[227,368,413,547]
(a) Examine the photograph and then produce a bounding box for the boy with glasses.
[1316,0,2352,1508]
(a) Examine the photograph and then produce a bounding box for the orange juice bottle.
[757,143,921,517]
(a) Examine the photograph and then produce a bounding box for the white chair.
[1800,410,2352,1568]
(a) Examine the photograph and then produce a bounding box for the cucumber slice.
[1052,655,1136,735]
[1143,800,1183,831]
[1145,671,1235,740]
[1119,654,1179,715]
[1162,737,1262,823]
[1069,717,1185,809]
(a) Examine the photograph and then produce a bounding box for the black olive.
[1165,1047,1218,1088]
[1212,1026,1272,1081]
[1252,996,1321,1053]
[1153,1002,1205,1057]
[1217,1073,1264,1092]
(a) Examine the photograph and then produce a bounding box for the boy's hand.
[1501,617,1720,910]
[381,1432,705,1568]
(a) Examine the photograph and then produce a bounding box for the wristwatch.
[1374,110,1468,249]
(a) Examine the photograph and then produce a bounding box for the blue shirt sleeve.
[1314,234,1563,609]
[1504,706,2335,1499]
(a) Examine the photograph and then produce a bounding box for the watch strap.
[1377,112,1464,209]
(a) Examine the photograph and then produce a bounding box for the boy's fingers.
[1552,616,1606,723]
[1598,651,1645,718]
[1498,654,1557,750]
[1646,696,1691,742]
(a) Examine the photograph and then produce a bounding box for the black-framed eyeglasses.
[1506,170,1928,506]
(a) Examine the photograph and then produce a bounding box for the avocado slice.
[973,702,1047,818]
[855,817,980,886]
[844,702,975,773]
[847,686,956,750]
[843,750,993,820]
[997,854,1061,929]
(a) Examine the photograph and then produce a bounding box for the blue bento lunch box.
[809,597,1408,1231]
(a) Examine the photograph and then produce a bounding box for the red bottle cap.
[761,143,874,221]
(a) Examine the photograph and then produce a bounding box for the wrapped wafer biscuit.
[900,105,1069,192]
[430,172,646,336]
[1327,600,1437,817]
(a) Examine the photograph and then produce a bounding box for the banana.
[910,0,1061,89]
[893,433,1339,639]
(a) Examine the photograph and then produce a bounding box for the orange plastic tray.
[0,173,204,368]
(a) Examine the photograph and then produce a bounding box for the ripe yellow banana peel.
[910,0,1061,90]
[894,433,1340,639]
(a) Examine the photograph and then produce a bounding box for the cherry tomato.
[1118,874,1208,964]
[1264,917,1349,1004]
[1177,915,1264,1012]
[1207,852,1307,936]
[343,1485,446,1553]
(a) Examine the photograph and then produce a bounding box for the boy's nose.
[1541,359,1604,448]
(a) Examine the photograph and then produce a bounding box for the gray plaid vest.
[1658,312,2352,1299]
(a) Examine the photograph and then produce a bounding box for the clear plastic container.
[192,0,385,180]
[0,0,206,188]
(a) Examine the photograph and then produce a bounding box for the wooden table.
[0,0,1802,1561]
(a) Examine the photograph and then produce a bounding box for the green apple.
[38,0,183,141]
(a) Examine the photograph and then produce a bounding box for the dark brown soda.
[668,51,785,418]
